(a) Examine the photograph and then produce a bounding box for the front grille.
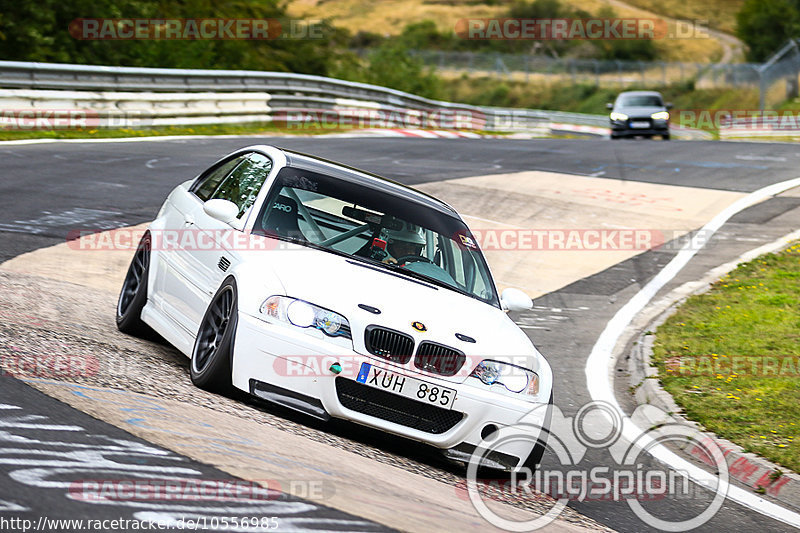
[364,325,414,364]
[335,378,464,434]
[414,342,465,377]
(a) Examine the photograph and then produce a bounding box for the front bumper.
[610,119,669,137]
[233,312,552,470]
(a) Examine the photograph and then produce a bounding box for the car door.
[158,153,254,334]
[177,152,274,333]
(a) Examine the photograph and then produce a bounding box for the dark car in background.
[607,91,672,140]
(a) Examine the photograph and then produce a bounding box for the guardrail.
[0,60,709,139]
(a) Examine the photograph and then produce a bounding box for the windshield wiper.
[379,261,486,300]
[381,262,499,305]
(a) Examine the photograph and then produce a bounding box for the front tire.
[116,233,153,337]
[190,277,237,392]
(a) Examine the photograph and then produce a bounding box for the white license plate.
[631,121,650,128]
[356,363,456,409]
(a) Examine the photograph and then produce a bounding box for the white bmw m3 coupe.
[116,145,553,471]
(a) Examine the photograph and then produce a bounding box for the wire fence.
[409,45,800,109]
[412,50,753,86]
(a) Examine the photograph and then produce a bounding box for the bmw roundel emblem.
[412,321,427,332]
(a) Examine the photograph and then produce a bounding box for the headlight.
[259,296,351,339]
[651,111,669,120]
[469,360,539,396]
[610,112,628,122]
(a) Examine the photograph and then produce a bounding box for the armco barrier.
[0,60,709,138]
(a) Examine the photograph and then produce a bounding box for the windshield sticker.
[459,234,478,249]
[284,174,318,191]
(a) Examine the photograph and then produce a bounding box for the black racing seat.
[261,195,304,240]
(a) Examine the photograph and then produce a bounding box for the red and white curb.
[550,123,609,136]
[588,177,800,529]
[324,128,546,139]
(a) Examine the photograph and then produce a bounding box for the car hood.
[614,106,665,118]
[243,245,544,378]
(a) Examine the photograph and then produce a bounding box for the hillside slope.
[287,0,743,63]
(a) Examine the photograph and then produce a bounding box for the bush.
[736,0,800,62]
[0,0,346,75]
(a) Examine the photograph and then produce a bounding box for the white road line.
[585,176,800,528]
[0,499,28,512]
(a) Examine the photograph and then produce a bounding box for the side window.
[212,153,273,218]
[193,155,248,202]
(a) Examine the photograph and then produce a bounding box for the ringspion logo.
[464,402,729,530]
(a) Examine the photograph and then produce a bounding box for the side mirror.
[500,287,533,312]
[203,199,240,227]
[665,102,673,110]
[606,102,614,110]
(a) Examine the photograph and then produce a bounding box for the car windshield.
[619,95,663,107]
[253,166,499,307]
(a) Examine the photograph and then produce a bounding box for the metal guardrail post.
[593,60,599,86]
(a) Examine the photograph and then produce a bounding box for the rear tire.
[116,233,153,337]
[190,277,237,392]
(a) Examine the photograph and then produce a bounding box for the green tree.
[362,43,440,99]
[736,0,800,61]
[0,0,346,75]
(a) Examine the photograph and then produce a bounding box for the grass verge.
[651,241,800,472]
[0,122,361,142]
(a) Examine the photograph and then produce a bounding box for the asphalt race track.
[1,136,799,532]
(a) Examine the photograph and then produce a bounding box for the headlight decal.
[469,360,539,396]
[260,296,351,339]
